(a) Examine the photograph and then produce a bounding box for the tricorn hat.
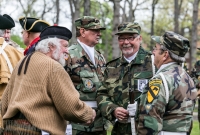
[0,14,15,29]
[19,17,50,32]
[39,26,72,41]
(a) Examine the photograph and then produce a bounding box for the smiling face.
[118,33,142,58]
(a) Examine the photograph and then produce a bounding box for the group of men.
[0,13,198,135]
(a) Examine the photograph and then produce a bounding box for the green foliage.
[11,35,26,49]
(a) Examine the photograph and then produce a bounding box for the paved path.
[193,112,198,121]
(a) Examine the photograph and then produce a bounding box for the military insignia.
[147,79,162,103]
[145,104,152,113]
[84,79,93,89]
[138,79,148,92]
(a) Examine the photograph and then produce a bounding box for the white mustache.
[122,45,132,48]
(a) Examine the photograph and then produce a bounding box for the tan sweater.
[1,52,93,135]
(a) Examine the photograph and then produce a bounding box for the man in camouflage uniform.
[64,16,106,135]
[136,31,197,135]
[96,22,155,135]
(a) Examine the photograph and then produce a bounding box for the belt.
[159,131,186,135]
[84,101,97,108]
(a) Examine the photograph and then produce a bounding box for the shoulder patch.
[147,79,162,103]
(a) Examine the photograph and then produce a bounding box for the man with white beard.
[96,22,155,135]
[1,26,96,135]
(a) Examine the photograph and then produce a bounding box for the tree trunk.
[83,0,91,16]
[111,0,121,59]
[174,0,183,34]
[55,0,60,24]
[127,0,133,22]
[190,0,200,71]
[150,0,158,47]
[69,0,80,44]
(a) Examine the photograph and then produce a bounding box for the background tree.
[150,0,159,47]
[190,0,200,71]
[83,0,91,16]
[110,0,121,59]
[174,0,183,34]
[69,0,80,43]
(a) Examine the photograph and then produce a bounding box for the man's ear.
[48,44,54,51]
[79,28,86,37]
[163,51,169,61]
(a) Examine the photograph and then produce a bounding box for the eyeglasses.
[80,19,99,25]
[118,35,138,42]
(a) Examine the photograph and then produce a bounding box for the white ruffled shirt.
[77,39,95,65]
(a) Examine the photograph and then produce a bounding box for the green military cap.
[115,22,141,35]
[151,31,190,57]
[0,14,15,29]
[19,17,50,32]
[75,16,106,30]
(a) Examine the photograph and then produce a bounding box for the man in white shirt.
[64,16,107,135]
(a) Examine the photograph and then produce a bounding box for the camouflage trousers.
[72,129,107,135]
[3,113,41,135]
[111,122,132,135]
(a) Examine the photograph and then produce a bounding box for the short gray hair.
[160,45,185,63]
[35,37,61,53]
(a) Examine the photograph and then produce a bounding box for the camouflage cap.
[151,31,190,57]
[115,22,141,35]
[75,16,105,30]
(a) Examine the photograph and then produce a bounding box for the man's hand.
[113,107,129,121]
[86,109,96,124]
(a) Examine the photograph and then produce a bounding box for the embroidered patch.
[138,79,148,92]
[147,79,162,103]
[84,79,93,89]
[145,104,152,113]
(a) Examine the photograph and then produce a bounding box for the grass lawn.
[107,121,199,135]
[191,121,199,135]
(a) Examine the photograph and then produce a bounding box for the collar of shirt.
[77,39,95,65]
[156,62,177,74]
[123,51,138,63]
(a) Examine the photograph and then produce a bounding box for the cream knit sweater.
[1,52,93,135]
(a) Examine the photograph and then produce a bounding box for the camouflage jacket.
[96,46,154,121]
[136,63,197,135]
[64,42,106,132]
